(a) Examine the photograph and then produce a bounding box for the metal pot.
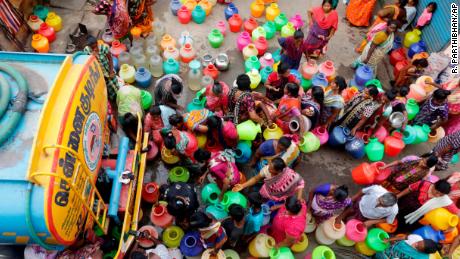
[214,53,230,71]
[201,54,214,68]
[389,112,405,128]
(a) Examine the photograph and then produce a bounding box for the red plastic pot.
[142,182,160,203]
[372,161,391,184]
[254,36,268,56]
[38,22,56,43]
[394,59,410,78]
[228,14,243,33]
[178,6,192,24]
[384,131,405,157]
[389,48,407,66]
[243,17,258,34]
[352,162,376,185]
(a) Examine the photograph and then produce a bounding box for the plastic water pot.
[150,204,173,228]
[269,247,294,259]
[249,233,275,258]
[299,132,320,153]
[419,208,459,231]
[254,36,268,56]
[365,228,389,252]
[312,246,336,259]
[244,17,259,34]
[428,126,445,143]
[406,99,420,121]
[312,73,328,88]
[328,126,350,147]
[365,138,384,161]
[413,124,430,144]
[250,0,265,18]
[163,58,180,75]
[390,48,406,66]
[191,5,206,24]
[135,67,152,88]
[355,241,375,256]
[228,14,243,33]
[336,236,356,247]
[168,166,190,183]
[266,3,280,21]
[403,29,421,48]
[291,233,308,253]
[354,65,373,86]
[345,136,365,159]
[408,41,427,59]
[205,203,229,220]
[245,55,261,72]
[252,26,267,41]
[274,13,288,31]
[237,120,261,141]
[162,226,184,248]
[376,219,398,233]
[224,3,238,20]
[345,219,367,242]
[413,225,445,243]
[263,21,276,39]
[263,123,283,140]
[119,64,135,84]
[235,140,252,164]
[384,131,405,157]
[301,60,319,80]
[137,225,159,248]
[222,191,248,210]
[201,183,221,205]
[352,162,376,185]
[237,31,252,51]
[408,83,427,102]
[319,60,336,82]
[179,231,204,257]
[170,0,182,15]
[177,6,192,24]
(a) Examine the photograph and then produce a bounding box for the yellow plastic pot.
[419,207,459,231]
[355,241,375,256]
[291,233,308,253]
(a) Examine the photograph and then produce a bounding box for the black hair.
[271,157,286,171]
[161,131,176,150]
[236,74,251,91]
[207,116,227,149]
[398,0,408,7]
[392,103,406,113]
[285,196,302,214]
[425,154,438,168]
[385,90,397,101]
[427,2,437,12]
[434,179,451,195]
[322,0,334,8]
[277,62,290,75]
[168,113,183,127]
[278,136,292,149]
[293,29,304,39]
[87,36,97,47]
[212,82,223,95]
[248,192,263,210]
[334,76,348,92]
[433,89,451,101]
[148,105,161,116]
[312,86,325,105]
[399,86,410,97]
[422,239,441,254]
[190,211,212,229]
[167,197,186,216]
[193,148,211,162]
[131,251,147,259]
[368,86,379,97]
[413,58,429,68]
[286,83,300,98]
[333,185,349,202]
[171,77,183,95]
[122,113,138,139]
[387,19,400,28]
[228,204,245,222]
[409,0,419,6]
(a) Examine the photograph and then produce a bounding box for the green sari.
[374,241,430,259]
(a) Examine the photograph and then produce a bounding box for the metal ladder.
[29,144,108,234]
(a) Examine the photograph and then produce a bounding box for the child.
[143,106,164,146]
[400,0,419,31]
[243,192,264,239]
[190,211,227,256]
[416,2,437,29]
[393,58,429,88]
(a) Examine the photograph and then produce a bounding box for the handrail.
[29,171,108,232]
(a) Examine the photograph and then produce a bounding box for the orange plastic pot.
[351,162,376,185]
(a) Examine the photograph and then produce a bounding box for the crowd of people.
[82,0,460,258]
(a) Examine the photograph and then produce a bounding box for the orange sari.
[346,0,378,27]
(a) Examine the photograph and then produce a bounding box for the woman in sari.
[353,20,398,75]
[269,196,307,247]
[127,0,155,35]
[380,155,438,193]
[305,0,338,59]
[301,86,324,130]
[375,238,439,259]
[346,0,378,27]
[448,172,460,206]
[154,74,184,110]
[336,86,381,136]
[413,89,450,130]
[307,184,351,224]
[321,76,347,129]
[205,81,229,117]
[396,179,458,231]
[431,130,460,171]
[183,109,214,133]
[278,30,308,70]
[93,0,130,40]
[272,83,302,133]
[228,74,271,125]
[442,79,460,134]
[250,136,300,170]
[161,128,198,159]
[196,149,240,198]
[233,157,304,202]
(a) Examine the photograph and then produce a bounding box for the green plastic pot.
[365,228,389,252]
[364,138,384,162]
[208,29,224,48]
[365,79,382,90]
[413,124,430,144]
[222,191,248,211]
[201,183,221,205]
[312,245,336,259]
[299,132,320,153]
[405,98,420,121]
[452,153,459,164]
[205,203,228,220]
[140,90,153,110]
[162,226,184,248]
[301,78,312,90]
[168,166,190,183]
[245,55,261,72]
[269,247,294,259]
[263,21,276,39]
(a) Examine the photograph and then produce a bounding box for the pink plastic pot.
[216,20,227,36]
[374,126,388,143]
[237,31,252,51]
[345,219,367,242]
[312,126,329,145]
[372,161,391,184]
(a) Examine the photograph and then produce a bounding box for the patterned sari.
[305,7,338,56]
[374,241,429,259]
[354,30,394,75]
[184,109,213,131]
[259,167,304,201]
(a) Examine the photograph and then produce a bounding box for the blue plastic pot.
[408,41,427,59]
[311,73,328,88]
[180,231,204,256]
[413,225,445,243]
[135,67,152,88]
[224,3,238,20]
[170,0,182,16]
[235,140,252,164]
[354,65,374,87]
[402,125,417,144]
[391,36,402,51]
[345,136,365,159]
[328,126,350,147]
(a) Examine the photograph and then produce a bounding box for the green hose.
[25,183,55,250]
[0,75,10,119]
[0,63,28,146]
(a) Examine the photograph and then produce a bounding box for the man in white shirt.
[336,185,399,227]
